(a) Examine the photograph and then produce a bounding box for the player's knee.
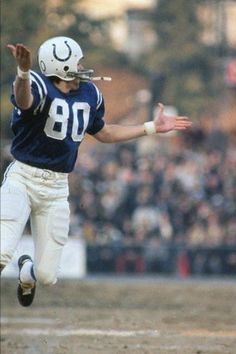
[35,268,57,286]
[0,264,5,274]
[0,252,12,269]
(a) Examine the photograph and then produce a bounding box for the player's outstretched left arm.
[94,103,192,144]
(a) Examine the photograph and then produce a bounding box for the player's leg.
[0,176,36,306]
[0,162,38,306]
[31,197,70,285]
[0,176,31,272]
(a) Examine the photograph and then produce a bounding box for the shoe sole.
[17,282,36,307]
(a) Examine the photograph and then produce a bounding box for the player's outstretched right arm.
[94,103,192,143]
[7,43,33,110]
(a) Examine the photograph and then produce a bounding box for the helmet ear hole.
[40,60,46,72]
[64,66,69,72]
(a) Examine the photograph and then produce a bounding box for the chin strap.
[67,69,112,81]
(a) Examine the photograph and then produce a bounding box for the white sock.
[20,260,36,284]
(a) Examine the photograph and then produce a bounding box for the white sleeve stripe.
[93,83,103,108]
[93,84,100,103]
[30,76,43,100]
[96,95,103,109]
[30,71,48,96]
[95,88,103,109]
[98,91,102,105]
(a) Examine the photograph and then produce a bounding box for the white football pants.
[0,160,70,285]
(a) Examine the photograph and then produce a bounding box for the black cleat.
[17,255,36,307]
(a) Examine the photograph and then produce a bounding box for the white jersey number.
[44,98,90,142]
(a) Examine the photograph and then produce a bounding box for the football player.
[0,36,192,306]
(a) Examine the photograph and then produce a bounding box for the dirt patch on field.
[1,277,236,353]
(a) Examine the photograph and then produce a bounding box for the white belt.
[14,160,68,181]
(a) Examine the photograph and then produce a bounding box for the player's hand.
[7,43,32,72]
[154,103,192,133]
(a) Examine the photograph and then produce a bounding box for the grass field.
[1,277,236,354]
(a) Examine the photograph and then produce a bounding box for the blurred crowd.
[1,125,235,255]
[68,126,236,253]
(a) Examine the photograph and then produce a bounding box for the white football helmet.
[38,36,89,81]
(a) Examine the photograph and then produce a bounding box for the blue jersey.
[10,71,105,173]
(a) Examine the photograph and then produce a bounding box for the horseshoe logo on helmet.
[52,40,72,62]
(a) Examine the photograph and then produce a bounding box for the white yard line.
[1,318,159,337]
[2,318,236,339]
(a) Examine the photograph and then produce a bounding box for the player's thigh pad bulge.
[51,200,70,246]
[0,183,28,220]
